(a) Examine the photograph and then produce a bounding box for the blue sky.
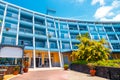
[4,0,120,21]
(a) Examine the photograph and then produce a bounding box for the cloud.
[112,0,120,8]
[94,6,113,19]
[113,14,120,21]
[91,0,105,6]
[94,0,120,21]
[100,14,120,21]
[107,12,115,17]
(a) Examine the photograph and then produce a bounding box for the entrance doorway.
[63,56,69,64]
[36,57,42,67]
[44,57,49,67]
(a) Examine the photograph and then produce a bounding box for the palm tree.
[72,33,110,62]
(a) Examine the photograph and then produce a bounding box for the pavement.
[9,68,108,80]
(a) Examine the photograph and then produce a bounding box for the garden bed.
[70,64,120,80]
[0,66,21,74]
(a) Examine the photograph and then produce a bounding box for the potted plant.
[23,61,29,73]
[13,66,20,75]
[6,27,10,31]
[87,63,96,76]
[48,34,52,38]
[64,64,69,70]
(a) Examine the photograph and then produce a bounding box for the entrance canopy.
[0,45,23,58]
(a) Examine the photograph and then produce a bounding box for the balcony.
[6,11,18,20]
[104,27,113,32]
[47,22,54,29]
[48,30,56,39]
[89,26,97,33]
[35,19,45,26]
[19,40,33,49]
[91,35,99,40]
[117,35,120,40]
[0,9,4,16]
[99,35,107,40]
[35,30,45,35]
[72,45,78,50]
[50,41,57,49]
[62,43,71,49]
[21,17,32,22]
[19,28,32,33]
[2,37,16,45]
[69,25,78,30]
[71,35,77,39]
[61,33,69,41]
[114,27,120,33]
[60,24,68,30]
[19,28,33,37]
[3,22,17,34]
[35,41,48,50]
[108,35,118,40]
[79,25,88,32]
[111,43,120,50]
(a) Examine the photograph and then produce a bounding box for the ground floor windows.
[0,58,22,66]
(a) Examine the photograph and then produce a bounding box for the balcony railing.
[6,12,18,19]
[21,17,32,23]
[35,42,48,49]
[0,9,4,15]
[19,28,32,34]
[35,21,45,26]
[19,40,33,46]
[2,37,16,45]
[35,31,45,35]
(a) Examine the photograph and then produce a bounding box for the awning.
[0,46,23,58]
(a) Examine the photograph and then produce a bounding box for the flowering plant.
[24,61,29,68]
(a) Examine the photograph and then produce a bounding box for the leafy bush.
[72,60,88,65]
[72,33,110,62]
[90,59,120,68]
[13,66,20,71]
[64,64,69,70]
[64,64,69,68]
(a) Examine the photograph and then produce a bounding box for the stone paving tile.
[10,70,108,80]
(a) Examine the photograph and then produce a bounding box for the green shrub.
[13,66,20,71]
[72,60,88,65]
[64,64,69,67]
[91,59,120,68]
[72,59,120,68]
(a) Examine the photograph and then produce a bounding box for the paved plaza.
[10,69,108,80]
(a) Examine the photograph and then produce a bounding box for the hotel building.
[0,1,120,69]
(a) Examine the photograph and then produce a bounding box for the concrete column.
[54,19,63,67]
[16,9,21,45]
[48,51,52,68]
[67,22,72,49]
[33,49,36,69]
[32,13,36,69]
[0,4,7,44]
[45,17,52,68]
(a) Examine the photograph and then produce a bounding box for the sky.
[4,0,120,21]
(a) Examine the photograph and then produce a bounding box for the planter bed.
[70,64,120,80]
[0,66,21,74]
